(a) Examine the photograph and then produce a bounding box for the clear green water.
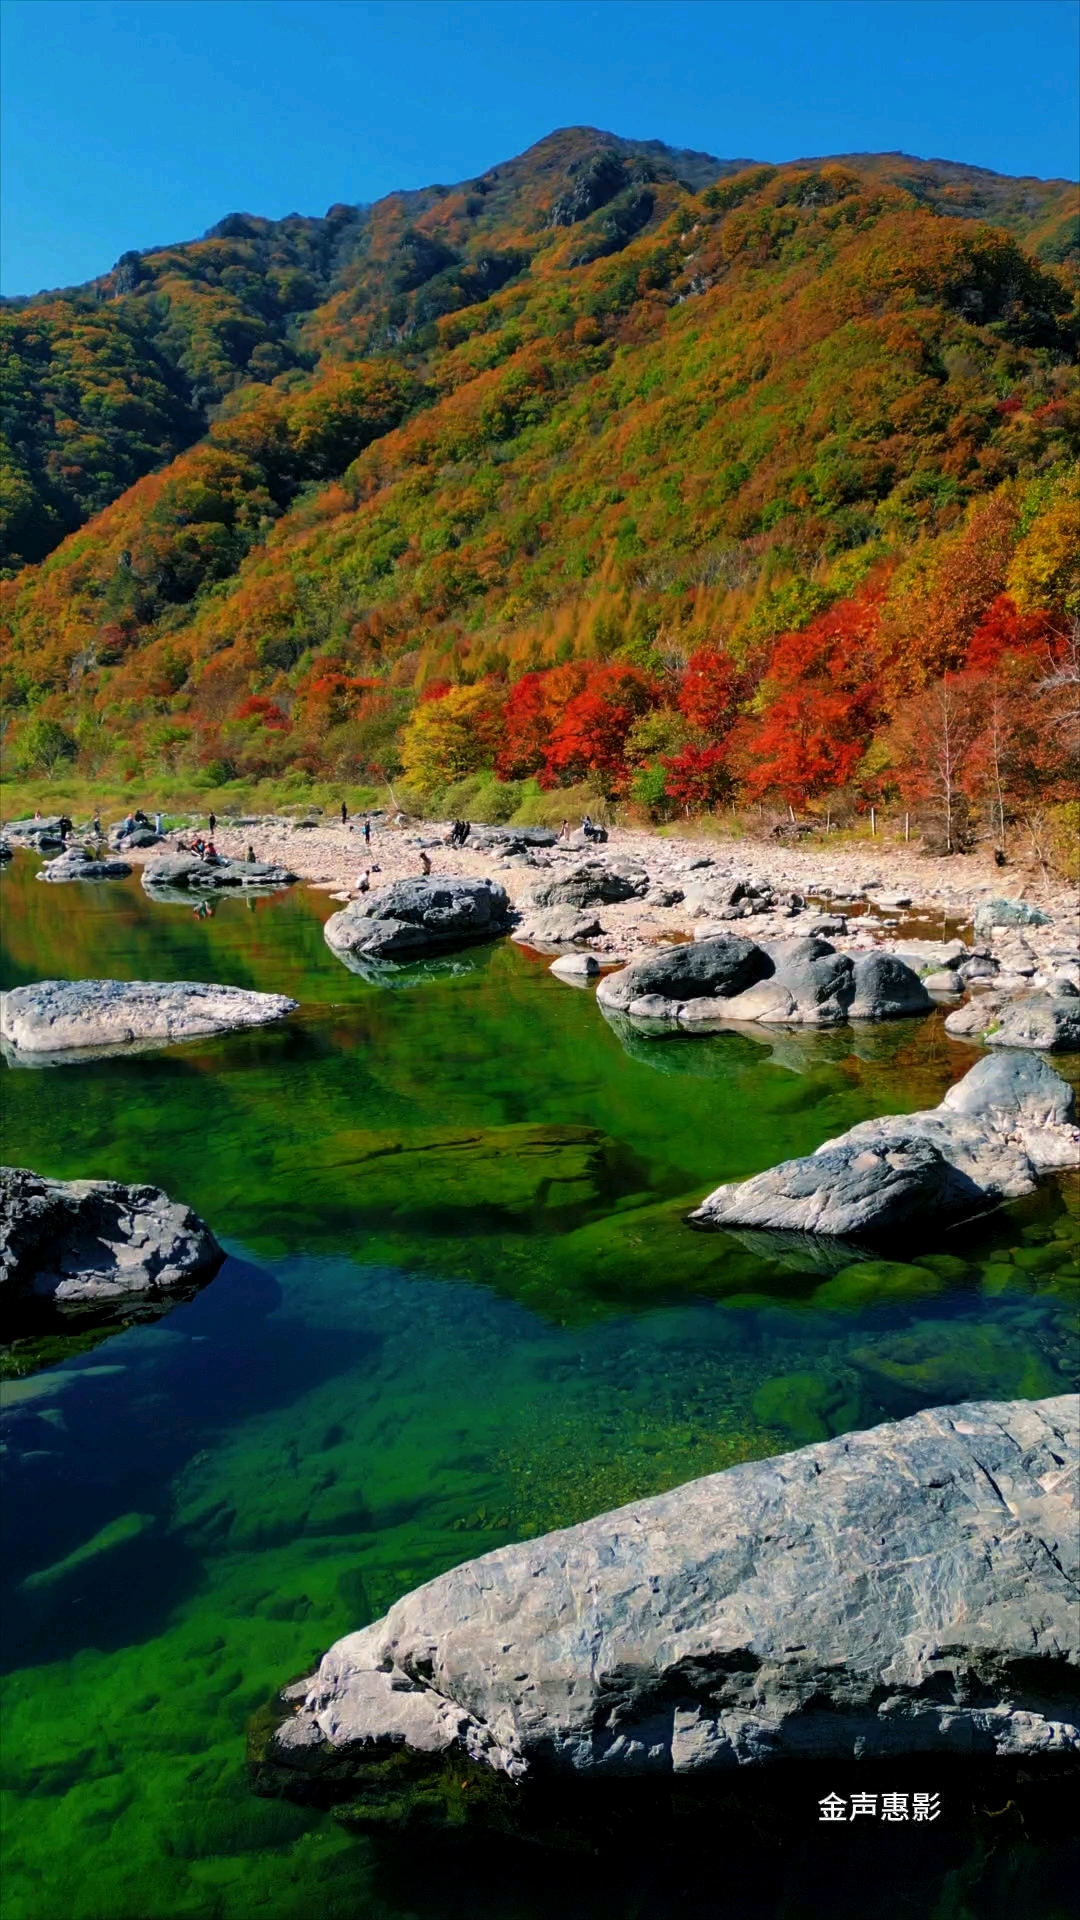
[1,855,1077,1920]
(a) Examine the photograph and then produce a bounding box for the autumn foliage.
[2,130,1077,846]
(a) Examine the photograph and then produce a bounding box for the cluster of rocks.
[38,846,132,884]
[3,815,67,852]
[1,1166,222,1313]
[260,1394,1079,1796]
[324,876,513,966]
[0,978,297,1060]
[692,1051,1079,1237]
[142,853,297,893]
[596,934,931,1029]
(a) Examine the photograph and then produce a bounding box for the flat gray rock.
[691,1051,1079,1236]
[512,905,605,947]
[142,854,296,891]
[324,876,512,963]
[1,1166,221,1308]
[0,979,297,1058]
[263,1395,1079,1791]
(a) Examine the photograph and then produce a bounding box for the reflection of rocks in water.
[850,1320,1063,1410]
[143,881,287,910]
[599,1004,758,1079]
[727,1227,870,1275]
[330,948,480,989]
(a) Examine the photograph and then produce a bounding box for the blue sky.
[2,0,1077,295]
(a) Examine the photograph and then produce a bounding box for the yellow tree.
[399,684,504,792]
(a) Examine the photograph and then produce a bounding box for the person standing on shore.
[208,810,217,836]
[420,851,432,875]
[364,818,372,848]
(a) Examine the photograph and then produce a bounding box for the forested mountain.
[2,127,1077,839]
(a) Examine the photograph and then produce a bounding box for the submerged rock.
[1,1166,221,1310]
[142,853,296,891]
[691,1052,1079,1237]
[38,847,131,883]
[0,978,297,1059]
[324,876,512,963]
[260,1395,1079,1792]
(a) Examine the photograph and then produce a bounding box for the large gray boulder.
[38,847,131,883]
[691,1051,1079,1236]
[261,1395,1078,1794]
[324,876,513,963]
[848,950,933,1020]
[526,860,649,911]
[0,979,297,1059]
[946,991,1080,1053]
[142,853,296,891]
[1,1166,221,1309]
[597,935,771,1015]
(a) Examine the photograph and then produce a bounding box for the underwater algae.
[1,854,1077,1920]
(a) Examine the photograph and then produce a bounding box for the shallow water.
[1,855,1077,1920]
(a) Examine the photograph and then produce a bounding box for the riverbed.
[1,853,1077,1920]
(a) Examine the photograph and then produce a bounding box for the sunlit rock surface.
[1,1166,221,1308]
[263,1395,1079,1790]
[691,1053,1080,1237]
[0,978,297,1058]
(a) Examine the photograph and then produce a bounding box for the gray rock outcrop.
[945,991,1080,1053]
[512,906,605,947]
[597,936,930,1029]
[974,898,1051,936]
[1,1166,222,1309]
[324,876,513,963]
[691,1052,1079,1237]
[3,815,65,850]
[263,1395,1079,1792]
[142,853,296,892]
[597,935,772,1016]
[0,979,297,1059]
[39,847,131,883]
[526,860,649,911]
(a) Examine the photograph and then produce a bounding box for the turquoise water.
[1,855,1077,1919]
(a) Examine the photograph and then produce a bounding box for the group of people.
[445,819,471,847]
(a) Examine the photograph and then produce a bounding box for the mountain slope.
[3,130,1074,575]
[2,136,1077,831]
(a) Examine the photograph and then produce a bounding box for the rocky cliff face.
[258,1395,1078,1805]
